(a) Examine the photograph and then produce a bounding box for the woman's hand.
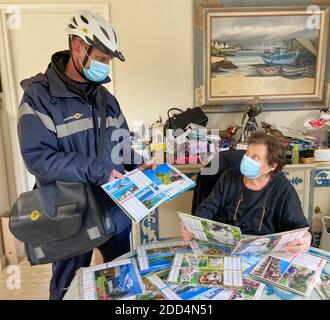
[180,222,194,241]
[285,232,312,255]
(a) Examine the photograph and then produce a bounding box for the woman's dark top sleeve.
[278,183,310,232]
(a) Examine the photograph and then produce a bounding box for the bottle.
[291,144,299,165]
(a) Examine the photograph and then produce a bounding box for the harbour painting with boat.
[209,14,321,99]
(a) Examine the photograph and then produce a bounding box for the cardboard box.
[1,212,25,265]
[315,148,330,162]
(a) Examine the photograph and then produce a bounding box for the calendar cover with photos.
[249,251,327,296]
[178,212,242,254]
[102,165,195,223]
[168,253,243,289]
[78,258,145,300]
[146,268,216,300]
[137,239,200,271]
[196,278,265,301]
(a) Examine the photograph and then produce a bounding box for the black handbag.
[9,87,116,266]
[165,107,208,132]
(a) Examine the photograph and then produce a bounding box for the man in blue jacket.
[17,11,153,300]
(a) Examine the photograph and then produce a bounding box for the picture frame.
[194,2,330,111]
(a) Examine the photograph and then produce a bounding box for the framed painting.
[194,4,330,109]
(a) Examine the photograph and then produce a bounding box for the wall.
[110,0,329,131]
[0,0,327,131]
[110,0,195,128]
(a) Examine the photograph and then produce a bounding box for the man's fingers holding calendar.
[109,169,125,182]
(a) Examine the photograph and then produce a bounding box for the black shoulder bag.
[9,87,116,266]
[164,107,208,132]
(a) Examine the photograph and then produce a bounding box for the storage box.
[315,148,330,162]
[1,212,25,265]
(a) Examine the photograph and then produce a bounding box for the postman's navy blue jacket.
[17,51,139,232]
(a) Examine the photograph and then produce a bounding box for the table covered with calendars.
[63,211,329,300]
[63,242,329,300]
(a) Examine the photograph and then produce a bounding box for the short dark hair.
[248,131,286,174]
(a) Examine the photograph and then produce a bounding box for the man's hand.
[285,232,312,255]
[108,169,125,182]
[180,222,194,241]
[137,160,157,172]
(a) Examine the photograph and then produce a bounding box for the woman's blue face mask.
[240,154,262,179]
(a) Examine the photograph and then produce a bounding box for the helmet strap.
[68,36,92,82]
[82,45,93,67]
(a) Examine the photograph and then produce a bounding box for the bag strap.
[167,107,183,119]
[97,87,107,161]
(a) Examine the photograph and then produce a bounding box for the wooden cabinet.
[282,166,310,221]
[310,166,330,232]
[283,163,330,232]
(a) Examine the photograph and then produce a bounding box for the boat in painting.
[256,66,281,76]
[261,46,300,65]
[280,66,311,78]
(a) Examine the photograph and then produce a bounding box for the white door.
[0,99,10,214]
[0,3,112,196]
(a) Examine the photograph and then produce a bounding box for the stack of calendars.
[68,213,328,300]
[179,213,327,297]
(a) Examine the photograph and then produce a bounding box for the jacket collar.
[45,50,111,99]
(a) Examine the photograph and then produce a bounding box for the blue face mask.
[80,46,110,83]
[240,155,262,179]
[82,59,110,83]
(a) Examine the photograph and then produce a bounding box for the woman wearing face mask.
[180,132,312,254]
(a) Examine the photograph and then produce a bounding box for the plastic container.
[320,216,330,252]
[291,144,300,165]
[307,128,328,148]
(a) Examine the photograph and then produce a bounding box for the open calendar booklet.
[178,212,326,296]
[101,164,195,223]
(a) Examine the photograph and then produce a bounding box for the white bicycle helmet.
[66,10,125,62]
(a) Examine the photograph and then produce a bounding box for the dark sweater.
[195,168,310,236]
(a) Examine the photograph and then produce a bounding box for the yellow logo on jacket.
[64,113,84,122]
[74,113,83,120]
[30,210,40,221]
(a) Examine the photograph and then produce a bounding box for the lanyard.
[233,176,271,231]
